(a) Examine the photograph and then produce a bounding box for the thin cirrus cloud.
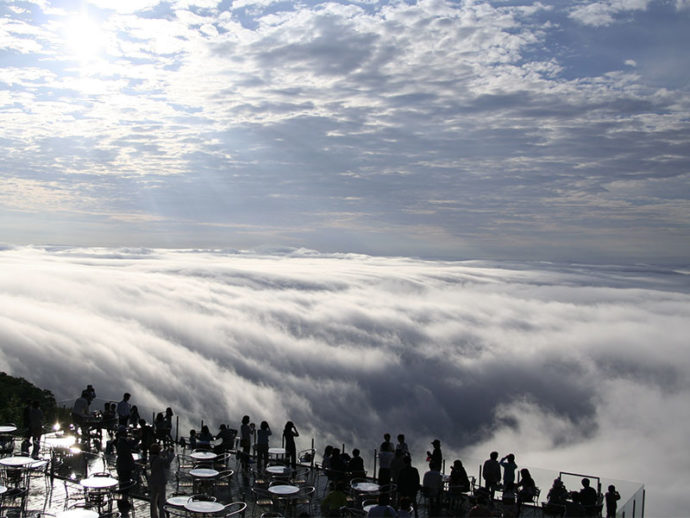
[1,246,689,515]
[0,1,689,262]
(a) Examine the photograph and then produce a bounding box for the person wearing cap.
[426,439,442,471]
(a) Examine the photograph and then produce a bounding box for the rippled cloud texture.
[1,246,689,515]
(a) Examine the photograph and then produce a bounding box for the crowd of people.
[59,385,618,518]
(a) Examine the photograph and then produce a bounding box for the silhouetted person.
[149,442,174,518]
[349,448,366,479]
[138,419,154,462]
[197,424,213,450]
[500,453,517,489]
[129,405,140,428]
[117,393,131,426]
[605,484,620,518]
[27,400,43,459]
[330,447,348,485]
[547,478,569,505]
[72,390,90,438]
[116,427,137,482]
[378,436,395,484]
[397,456,420,518]
[427,439,442,471]
[115,427,138,517]
[482,451,501,499]
[239,415,252,470]
[449,459,470,493]
[283,421,299,469]
[256,420,271,471]
[214,424,236,454]
[187,429,197,449]
[578,478,598,507]
[396,433,409,457]
[516,468,537,517]
[85,384,96,404]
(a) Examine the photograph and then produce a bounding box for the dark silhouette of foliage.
[0,372,58,429]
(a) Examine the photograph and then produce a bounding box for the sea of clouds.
[1,246,688,516]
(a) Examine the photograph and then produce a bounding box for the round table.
[80,476,119,489]
[268,484,299,496]
[191,451,218,461]
[266,465,290,476]
[190,468,219,478]
[184,500,225,514]
[352,481,380,493]
[0,485,7,495]
[28,459,48,470]
[0,425,18,433]
[43,435,77,449]
[268,447,286,461]
[0,456,34,467]
[166,495,191,507]
[57,510,99,518]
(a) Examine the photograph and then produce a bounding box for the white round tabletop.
[0,425,17,433]
[353,482,380,493]
[266,465,290,475]
[191,451,218,460]
[80,477,119,489]
[268,447,286,455]
[57,510,99,518]
[184,501,225,514]
[166,495,191,507]
[43,435,77,449]
[268,484,299,495]
[0,456,34,467]
[0,485,7,495]
[189,468,219,478]
[28,459,49,470]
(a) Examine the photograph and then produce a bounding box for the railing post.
[373,448,378,481]
[642,489,646,518]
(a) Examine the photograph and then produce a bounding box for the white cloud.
[0,247,688,515]
[0,1,689,261]
[569,0,652,26]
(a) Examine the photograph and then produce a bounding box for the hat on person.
[431,439,441,446]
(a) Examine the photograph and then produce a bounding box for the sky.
[2,246,689,515]
[1,0,689,263]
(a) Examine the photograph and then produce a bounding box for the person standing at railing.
[117,393,132,427]
[283,421,299,470]
[27,400,43,459]
[239,415,252,470]
[605,484,620,518]
[482,451,501,500]
[500,453,518,491]
[256,420,271,471]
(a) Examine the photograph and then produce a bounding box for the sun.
[63,13,106,64]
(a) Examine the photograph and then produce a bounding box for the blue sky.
[1,0,689,263]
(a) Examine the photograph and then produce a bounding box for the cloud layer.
[1,246,688,515]
[1,1,689,261]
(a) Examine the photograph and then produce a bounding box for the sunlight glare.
[64,14,106,64]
